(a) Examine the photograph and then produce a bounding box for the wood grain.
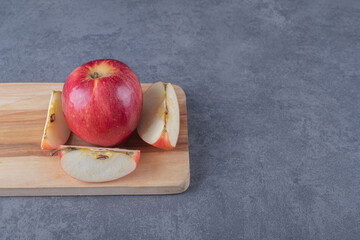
[0,83,190,196]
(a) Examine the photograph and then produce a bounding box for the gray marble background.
[1,0,360,239]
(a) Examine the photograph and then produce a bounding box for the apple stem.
[93,72,99,79]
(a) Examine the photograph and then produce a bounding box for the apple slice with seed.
[137,81,180,149]
[41,91,71,149]
[52,145,140,182]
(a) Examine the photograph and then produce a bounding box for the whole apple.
[62,59,142,147]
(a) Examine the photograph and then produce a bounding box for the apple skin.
[152,131,174,150]
[41,141,53,150]
[62,59,142,147]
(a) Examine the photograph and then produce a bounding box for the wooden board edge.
[0,181,190,197]
[0,168,190,197]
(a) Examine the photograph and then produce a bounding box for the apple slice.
[52,145,140,182]
[137,82,180,149]
[41,91,71,149]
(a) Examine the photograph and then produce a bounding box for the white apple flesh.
[41,91,71,149]
[137,82,180,149]
[53,145,140,182]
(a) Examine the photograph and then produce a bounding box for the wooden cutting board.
[0,83,190,196]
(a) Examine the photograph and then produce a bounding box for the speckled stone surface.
[1,0,360,239]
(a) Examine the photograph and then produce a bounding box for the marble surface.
[1,0,360,239]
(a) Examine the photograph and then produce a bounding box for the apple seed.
[96,154,109,160]
[50,113,55,122]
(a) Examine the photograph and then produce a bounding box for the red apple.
[62,59,142,147]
